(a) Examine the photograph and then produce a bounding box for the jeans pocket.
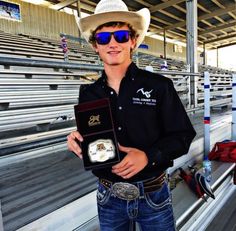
[97,183,111,206]
[144,182,171,210]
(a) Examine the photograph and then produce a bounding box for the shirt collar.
[101,62,139,85]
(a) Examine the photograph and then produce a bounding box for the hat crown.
[95,0,128,14]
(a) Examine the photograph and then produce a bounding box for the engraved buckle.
[112,182,140,200]
[88,139,115,163]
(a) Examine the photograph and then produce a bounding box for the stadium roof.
[46,0,236,49]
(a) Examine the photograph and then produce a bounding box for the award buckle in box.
[74,98,120,170]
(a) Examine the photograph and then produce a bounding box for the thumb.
[118,144,131,153]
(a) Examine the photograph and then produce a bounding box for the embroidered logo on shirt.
[132,88,157,106]
[136,88,153,98]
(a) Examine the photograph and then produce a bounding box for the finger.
[122,169,138,179]
[112,157,130,170]
[112,162,133,174]
[73,152,83,159]
[68,139,81,155]
[67,135,82,157]
[72,131,83,142]
[67,132,82,145]
[118,144,132,153]
[118,167,135,178]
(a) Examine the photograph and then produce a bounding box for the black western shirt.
[79,62,196,182]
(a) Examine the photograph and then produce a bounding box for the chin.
[109,62,122,66]
[104,60,122,66]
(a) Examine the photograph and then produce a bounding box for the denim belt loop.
[137,182,145,197]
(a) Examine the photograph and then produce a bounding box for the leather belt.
[99,173,166,200]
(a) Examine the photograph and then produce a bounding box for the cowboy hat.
[75,0,150,51]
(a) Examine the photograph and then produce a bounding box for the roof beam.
[149,0,185,13]
[135,0,184,22]
[198,4,236,21]
[151,16,172,26]
[159,9,184,22]
[131,1,181,28]
[198,3,225,25]
[211,0,225,9]
[82,0,96,6]
[134,0,150,8]
[204,32,236,44]
[197,3,211,14]
[50,0,77,10]
[165,4,236,30]
[214,16,226,24]
[201,19,214,27]
[199,21,236,35]
[171,4,186,13]
[216,42,236,49]
[228,12,236,20]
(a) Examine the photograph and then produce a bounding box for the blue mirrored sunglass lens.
[95,32,111,45]
[114,31,130,43]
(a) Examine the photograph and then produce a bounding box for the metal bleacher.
[0,31,235,231]
[0,31,99,64]
[0,31,102,231]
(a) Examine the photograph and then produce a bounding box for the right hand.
[67,131,83,159]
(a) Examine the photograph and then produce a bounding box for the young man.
[67,0,196,230]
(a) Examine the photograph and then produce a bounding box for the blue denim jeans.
[97,180,176,231]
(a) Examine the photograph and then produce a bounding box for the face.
[93,25,137,68]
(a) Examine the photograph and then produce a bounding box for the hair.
[89,21,138,46]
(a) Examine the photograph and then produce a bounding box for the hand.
[112,144,148,179]
[67,131,83,159]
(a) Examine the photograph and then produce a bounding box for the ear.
[92,44,98,53]
[130,37,137,50]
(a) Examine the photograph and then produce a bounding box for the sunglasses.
[94,30,131,45]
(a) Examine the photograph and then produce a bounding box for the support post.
[163,29,167,59]
[203,42,206,65]
[232,73,236,140]
[0,200,3,231]
[76,1,82,46]
[186,0,198,108]
[204,71,211,157]
[186,0,198,73]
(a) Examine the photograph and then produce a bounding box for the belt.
[99,173,166,200]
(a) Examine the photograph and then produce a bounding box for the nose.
[108,35,118,46]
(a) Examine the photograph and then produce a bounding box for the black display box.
[74,98,120,170]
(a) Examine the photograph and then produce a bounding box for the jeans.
[97,180,176,231]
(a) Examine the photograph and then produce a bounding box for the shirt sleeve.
[78,84,88,103]
[146,78,196,167]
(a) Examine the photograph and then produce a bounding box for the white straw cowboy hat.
[75,0,150,51]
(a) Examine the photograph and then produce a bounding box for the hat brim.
[75,8,150,51]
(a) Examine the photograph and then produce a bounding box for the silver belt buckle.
[112,182,140,200]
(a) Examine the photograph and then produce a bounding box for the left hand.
[112,144,148,179]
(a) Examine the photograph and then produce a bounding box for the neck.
[104,61,132,93]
